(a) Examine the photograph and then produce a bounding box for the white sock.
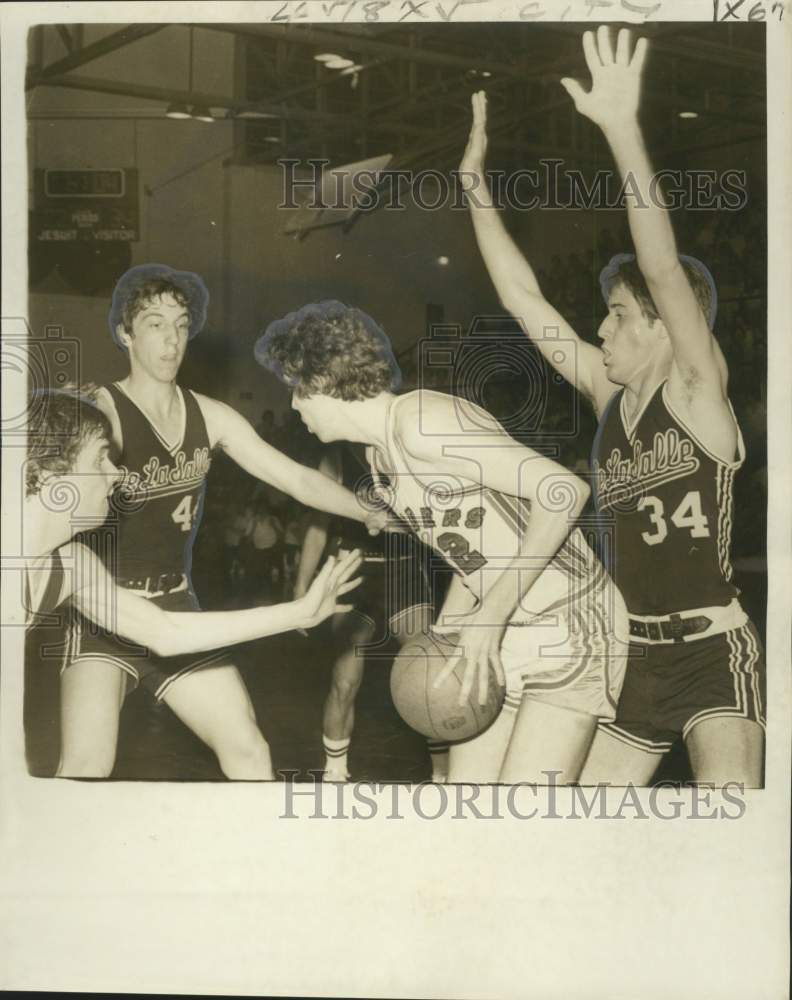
[323,735,350,778]
[428,740,450,782]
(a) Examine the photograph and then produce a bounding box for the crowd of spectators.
[191,409,321,611]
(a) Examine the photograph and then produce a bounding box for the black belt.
[628,613,713,643]
[332,545,412,562]
[120,572,186,594]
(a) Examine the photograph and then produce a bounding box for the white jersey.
[368,392,607,625]
[369,392,628,721]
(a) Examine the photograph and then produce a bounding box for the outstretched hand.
[458,90,488,191]
[561,27,648,132]
[299,549,362,629]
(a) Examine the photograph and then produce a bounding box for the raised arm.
[397,394,589,705]
[460,91,614,416]
[195,394,383,529]
[562,28,732,422]
[65,541,361,656]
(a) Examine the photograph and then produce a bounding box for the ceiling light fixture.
[235,110,279,120]
[326,57,356,70]
[678,110,699,119]
[191,104,214,123]
[314,51,363,88]
[165,102,191,119]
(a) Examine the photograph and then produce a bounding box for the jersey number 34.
[638,490,710,546]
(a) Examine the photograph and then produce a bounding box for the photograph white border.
[2,2,790,996]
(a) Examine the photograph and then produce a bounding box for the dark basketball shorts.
[62,588,236,702]
[598,620,766,754]
[336,548,433,639]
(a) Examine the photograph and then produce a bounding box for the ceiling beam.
[204,21,763,77]
[31,73,352,123]
[27,24,167,88]
[658,131,765,160]
[264,57,395,106]
[200,22,534,80]
[642,91,763,130]
[55,25,75,54]
[647,34,764,74]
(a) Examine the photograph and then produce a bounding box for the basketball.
[390,631,506,741]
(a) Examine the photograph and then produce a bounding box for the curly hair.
[26,386,111,497]
[108,263,209,349]
[255,301,402,400]
[600,253,717,330]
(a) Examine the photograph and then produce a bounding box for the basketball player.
[59,265,381,780]
[23,390,361,682]
[256,301,628,784]
[461,28,764,785]
[294,442,448,782]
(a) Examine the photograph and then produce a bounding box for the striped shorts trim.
[596,724,675,756]
[500,578,629,722]
[682,622,765,739]
[61,613,141,690]
[63,598,236,702]
[598,619,765,753]
[153,649,234,702]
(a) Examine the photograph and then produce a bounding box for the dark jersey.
[104,383,212,580]
[592,380,742,616]
[25,550,66,627]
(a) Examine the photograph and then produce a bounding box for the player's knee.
[691,756,762,788]
[447,762,499,784]
[686,717,764,787]
[332,673,362,704]
[57,748,116,779]
[215,727,273,779]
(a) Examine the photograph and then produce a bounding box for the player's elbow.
[115,611,181,656]
[148,635,175,657]
[555,475,590,523]
[536,474,589,531]
[500,286,542,321]
[637,253,682,287]
[569,477,590,519]
[498,284,520,311]
[147,619,185,657]
[577,477,591,510]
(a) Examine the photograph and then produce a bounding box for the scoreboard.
[32,168,139,242]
